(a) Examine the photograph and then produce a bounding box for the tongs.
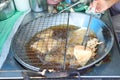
[82,14,92,49]
[47,0,85,16]
[58,0,84,14]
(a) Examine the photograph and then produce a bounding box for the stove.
[0,11,120,80]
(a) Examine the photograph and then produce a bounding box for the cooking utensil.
[14,0,30,11]
[46,0,87,16]
[58,0,83,14]
[0,0,15,21]
[12,13,114,72]
[82,14,92,49]
[29,0,47,12]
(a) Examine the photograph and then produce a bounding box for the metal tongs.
[82,14,92,49]
[58,0,85,14]
[47,0,86,17]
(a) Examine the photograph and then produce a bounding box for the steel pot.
[0,0,15,21]
[29,0,47,12]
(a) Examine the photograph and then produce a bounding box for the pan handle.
[22,70,81,79]
[44,70,81,79]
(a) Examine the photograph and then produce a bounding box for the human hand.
[90,0,119,13]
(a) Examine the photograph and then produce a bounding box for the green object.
[57,2,88,12]
[57,2,70,11]
[0,11,24,54]
[73,4,88,12]
[57,5,64,11]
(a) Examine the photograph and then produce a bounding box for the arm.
[90,0,119,13]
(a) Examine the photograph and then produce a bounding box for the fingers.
[90,0,97,9]
[95,7,105,13]
[90,0,105,13]
[90,0,99,13]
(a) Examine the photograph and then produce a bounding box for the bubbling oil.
[26,24,96,70]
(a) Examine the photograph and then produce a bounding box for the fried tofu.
[74,45,93,66]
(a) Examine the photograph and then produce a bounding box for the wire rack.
[12,12,114,76]
[12,13,74,71]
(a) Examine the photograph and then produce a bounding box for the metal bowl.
[29,0,47,12]
[0,0,15,21]
[12,13,114,71]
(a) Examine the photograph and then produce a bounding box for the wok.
[12,13,114,72]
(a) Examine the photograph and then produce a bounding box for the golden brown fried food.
[74,45,93,66]
[36,29,53,38]
[44,52,79,67]
[68,28,86,45]
[46,38,58,52]
[30,39,47,54]
[30,38,58,54]
[45,53,64,64]
[66,46,74,57]
[87,38,102,52]
[28,25,101,68]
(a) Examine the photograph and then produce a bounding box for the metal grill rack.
[11,12,114,78]
[12,13,72,71]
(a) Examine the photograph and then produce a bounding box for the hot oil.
[26,24,96,70]
[48,24,78,39]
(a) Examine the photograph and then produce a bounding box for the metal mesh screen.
[12,12,114,72]
[12,13,71,71]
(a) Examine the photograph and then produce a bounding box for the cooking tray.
[11,13,114,71]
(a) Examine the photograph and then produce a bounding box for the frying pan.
[12,12,114,73]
